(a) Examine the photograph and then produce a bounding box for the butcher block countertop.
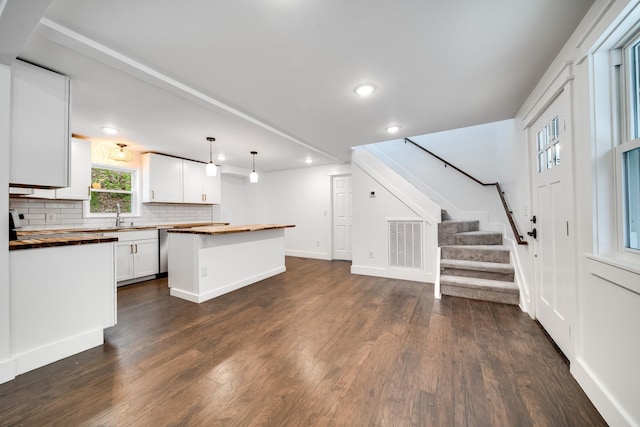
[9,235,118,251]
[16,222,229,237]
[167,224,295,235]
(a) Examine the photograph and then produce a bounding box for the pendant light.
[205,137,217,176]
[249,151,259,183]
[108,143,133,162]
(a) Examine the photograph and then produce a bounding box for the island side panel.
[10,242,116,375]
[168,228,286,303]
[168,232,201,302]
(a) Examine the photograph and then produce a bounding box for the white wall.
[219,174,263,225]
[0,63,13,383]
[350,160,438,282]
[263,163,350,260]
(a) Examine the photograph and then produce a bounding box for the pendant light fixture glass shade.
[249,151,258,183]
[108,143,133,162]
[206,137,217,176]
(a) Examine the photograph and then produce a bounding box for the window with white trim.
[84,165,139,217]
[619,37,640,251]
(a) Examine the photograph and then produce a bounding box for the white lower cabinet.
[105,230,159,285]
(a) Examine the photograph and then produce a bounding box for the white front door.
[333,175,352,260]
[530,88,574,358]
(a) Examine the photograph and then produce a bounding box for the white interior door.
[530,88,574,358]
[333,175,352,260]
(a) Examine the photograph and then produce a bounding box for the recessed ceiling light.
[101,126,119,135]
[354,83,376,96]
[304,158,313,164]
[217,154,226,161]
[386,125,401,133]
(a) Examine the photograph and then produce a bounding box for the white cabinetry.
[203,167,221,204]
[9,138,91,199]
[10,59,70,188]
[10,242,116,375]
[142,153,183,203]
[142,153,220,204]
[54,138,91,200]
[183,159,221,204]
[105,230,159,285]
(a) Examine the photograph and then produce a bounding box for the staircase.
[438,219,519,305]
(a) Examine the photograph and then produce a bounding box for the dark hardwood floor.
[0,257,606,426]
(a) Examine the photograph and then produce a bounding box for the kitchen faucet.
[116,203,124,227]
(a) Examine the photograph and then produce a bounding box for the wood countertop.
[9,235,119,251]
[167,224,296,235]
[16,222,229,237]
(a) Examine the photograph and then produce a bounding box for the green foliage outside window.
[92,168,132,191]
[90,167,134,214]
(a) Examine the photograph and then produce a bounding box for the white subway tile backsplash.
[10,197,216,230]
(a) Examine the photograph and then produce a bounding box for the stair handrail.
[404,137,528,245]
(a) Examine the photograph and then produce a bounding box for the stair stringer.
[504,235,532,315]
[351,146,441,283]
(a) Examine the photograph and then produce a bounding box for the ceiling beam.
[37,18,343,164]
[0,0,53,65]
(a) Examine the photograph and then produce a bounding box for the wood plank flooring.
[0,257,606,426]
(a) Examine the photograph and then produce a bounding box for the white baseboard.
[351,264,433,283]
[171,266,286,303]
[572,357,636,427]
[0,358,16,385]
[14,328,104,376]
[285,250,331,260]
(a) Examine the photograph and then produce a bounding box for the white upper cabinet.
[13,138,92,200]
[143,153,220,204]
[182,159,206,204]
[56,138,91,200]
[183,159,221,204]
[142,153,183,203]
[10,60,70,188]
[203,167,221,204]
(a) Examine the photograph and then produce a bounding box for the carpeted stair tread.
[454,231,502,237]
[441,244,511,250]
[440,275,519,294]
[440,259,514,273]
[438,220,480,246]
[453,230,503,245]
[440,245,511,264]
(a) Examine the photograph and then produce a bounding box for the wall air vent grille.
[388,220,422,269]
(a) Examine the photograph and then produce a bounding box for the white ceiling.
[16,0,594,172]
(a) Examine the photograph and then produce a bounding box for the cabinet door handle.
[204,194,207,201]
[134,244,138,254]
[151,190,155,200]
[130,244,133,254]
[87,186,91,197]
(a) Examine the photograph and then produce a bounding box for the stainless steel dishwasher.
[158,228,169,274]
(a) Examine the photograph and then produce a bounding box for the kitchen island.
[9,235,117,376]
[167,224,295,303]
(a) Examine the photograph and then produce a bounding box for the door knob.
[527,228,537,239]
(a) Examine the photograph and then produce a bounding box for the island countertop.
[167,224,295,236]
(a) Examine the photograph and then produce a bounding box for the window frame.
[615,35,640,258]
[83,163,140,219]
